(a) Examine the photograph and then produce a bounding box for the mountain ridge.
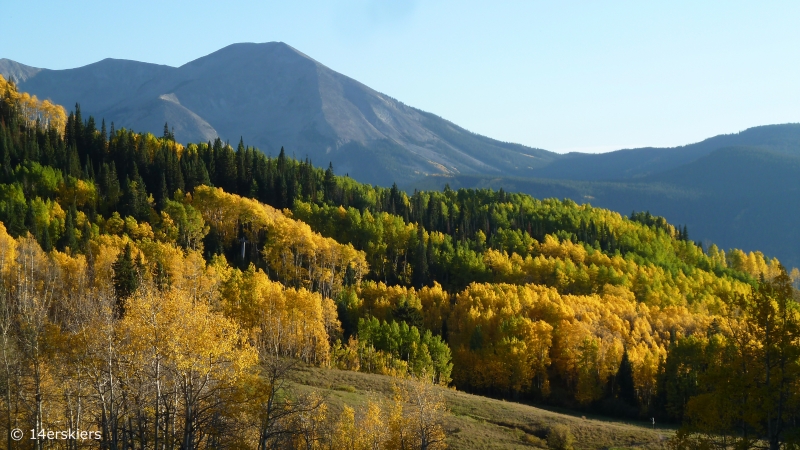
[3,42,556,185]
[4,43,800,268]
[5,43,800,186]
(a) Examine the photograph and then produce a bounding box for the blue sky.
[3,1,799,153]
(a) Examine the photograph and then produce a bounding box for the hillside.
[6,45,800,271]
[290,366,672,449]
[410,145,800,269]
[1,74,799,448]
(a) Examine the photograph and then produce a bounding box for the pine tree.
[324,162,336,203]
[616,350,636,405]
[112,244,139,317]
[58,205,78,252]
[412,226,428,289]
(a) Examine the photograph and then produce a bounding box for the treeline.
[2,75,800,447]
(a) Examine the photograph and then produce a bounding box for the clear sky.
[3,1,799,153]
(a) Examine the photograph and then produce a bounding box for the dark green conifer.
[112,244,138,317]
[59,205,78,253]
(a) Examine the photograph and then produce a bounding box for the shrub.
[547,424,575,450]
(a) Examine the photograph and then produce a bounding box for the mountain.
[1,43,555,185]
[0,58,41,83]
[4,43,800,268]
[412,146,800,268]
[523,123,800,181]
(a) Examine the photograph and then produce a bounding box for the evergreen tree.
[123,167,151,221]
[412,226,428,289]
[112,244,139,317]
[616,350,636,405]
[324,162,336,203]
[58,205,78,252]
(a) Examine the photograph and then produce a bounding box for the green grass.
[289,366,673,449]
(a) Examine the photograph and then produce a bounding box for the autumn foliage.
[0,74,799,449]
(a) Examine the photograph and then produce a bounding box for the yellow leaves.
[358,281,421,323]
[192,185,367,298]
[444,279,707,403]
[124,215,155,240]
[119,287,257,382]
[330,401,389,450]
[449,283,559,392]
[0,222,17,276]
[0,74,67,133]
[174,249,223,304]
[155,211,179,242]
[192,185,274,247]
[50,249,89,301]
[56,177,97,208]
[327,379,448,450]
[330,405,360,450]
[535,234,587,265]
[223,265,332,364]
[419,282,450,335]
[104,211,125,235]
[626,341,664,406]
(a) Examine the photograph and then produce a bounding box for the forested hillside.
[1,75,799,449]
[7,45,800,272]
[411,144,800,271]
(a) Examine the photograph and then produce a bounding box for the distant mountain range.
[0,43,555,186]
[3,43,800,268]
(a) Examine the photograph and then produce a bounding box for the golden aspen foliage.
[404,379,448,450]
[103,211,126,235]
[448,283,556,393]
[288,391,328,449]
[0,74,67,132]
[361,400,389,449]
[357,281,422,323]
[418,282,450,335]
[329,405,365,450]
[118,286,257,383]
[115,286,257,448]
[56,177,97,208]
[221,264,333,365]
[192,186,367,298]
[0,223,17,275]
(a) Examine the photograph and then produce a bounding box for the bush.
[547,424,575,450]
[521,433,547,447]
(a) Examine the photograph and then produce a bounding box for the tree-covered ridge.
[1,75,799,448]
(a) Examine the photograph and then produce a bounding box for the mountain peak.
[2,43,552,185]
[180,41,317,70]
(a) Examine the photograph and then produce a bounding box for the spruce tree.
[616,350,636,405]
[59,205,78,252]
[112,244,138,317]
[40,226,52,252]
[324,162,335,202]
[412,226,429,289]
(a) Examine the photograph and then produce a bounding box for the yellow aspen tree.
[118,286,257,449]
[329,405,362,450]
[10,236,59,450]
[360,400,388,450]
[405,378,448,450]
